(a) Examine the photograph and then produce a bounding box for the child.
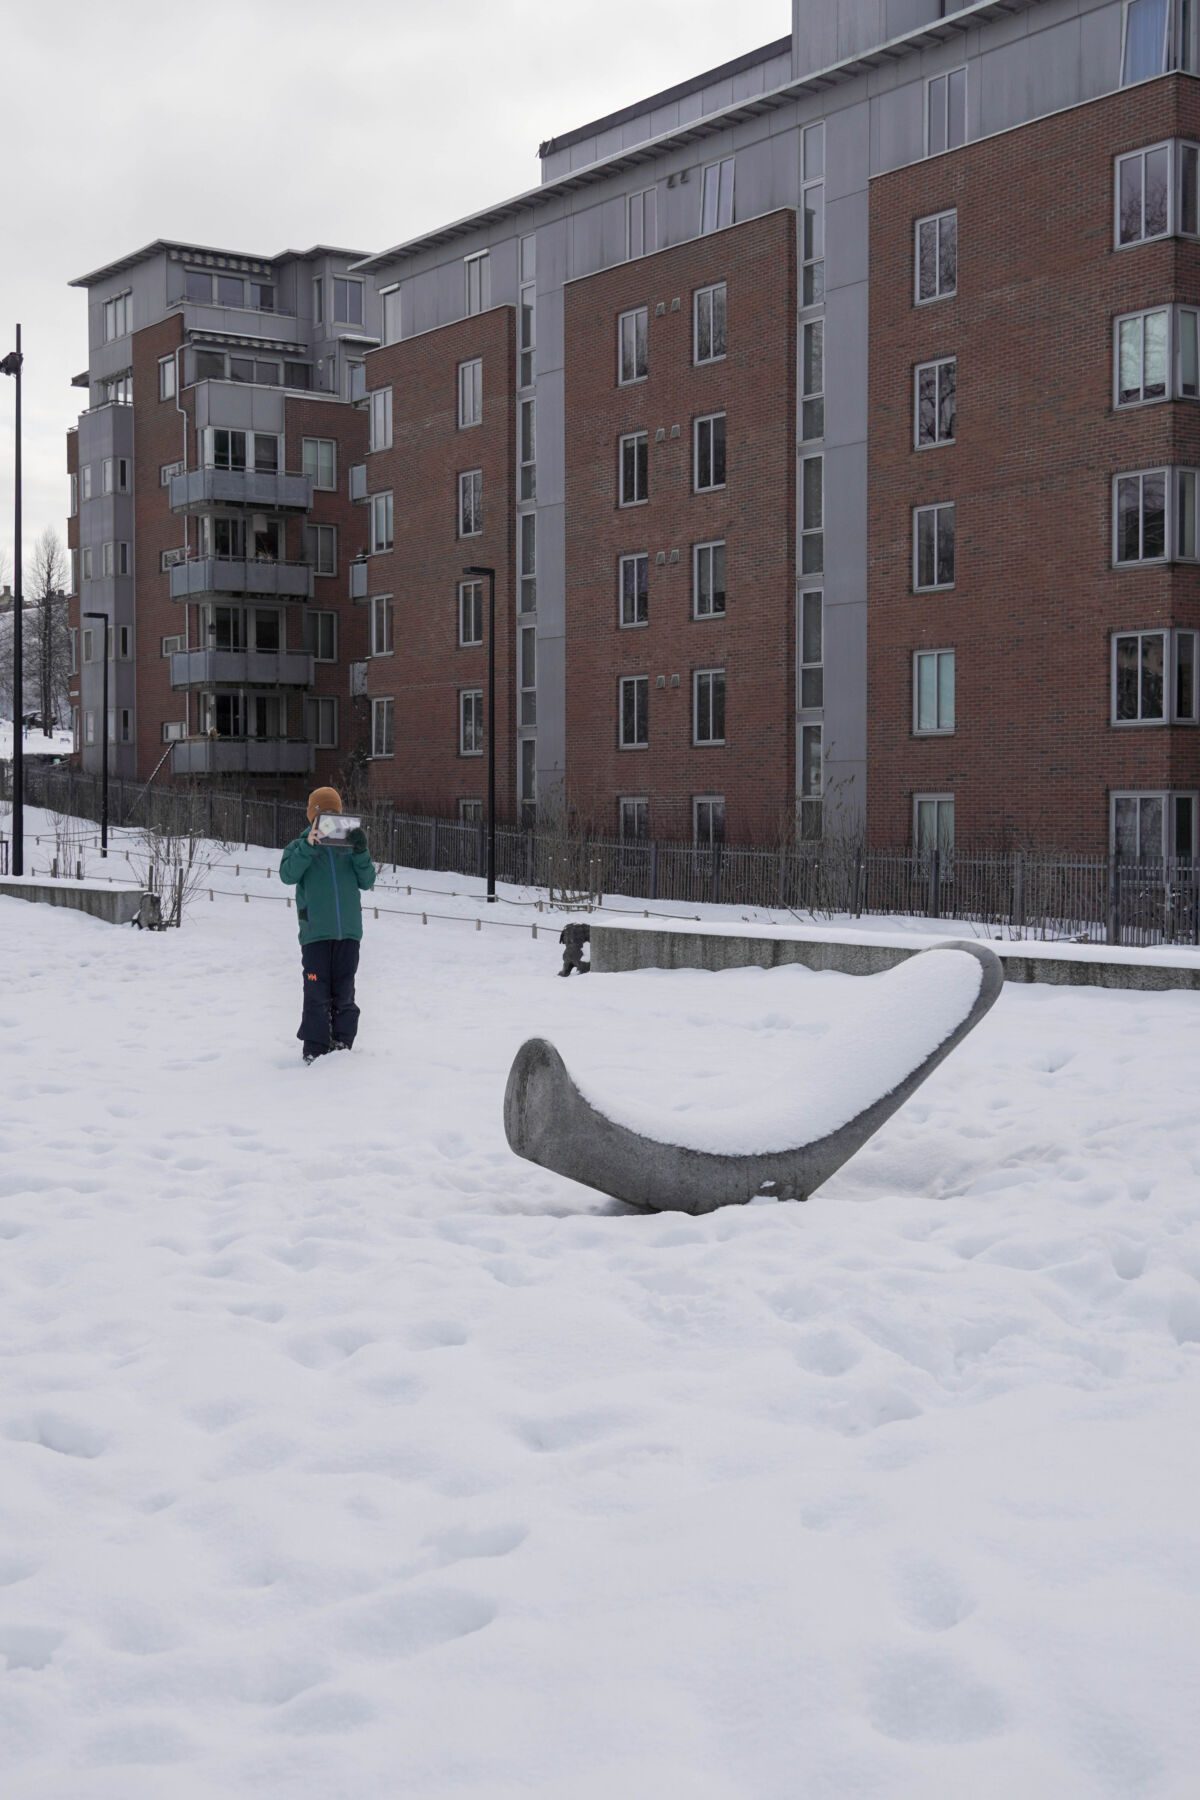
[279,787,376,1064]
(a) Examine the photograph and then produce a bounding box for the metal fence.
[5,762,1200,948]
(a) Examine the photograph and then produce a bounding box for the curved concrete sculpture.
[504,940,1003,1214]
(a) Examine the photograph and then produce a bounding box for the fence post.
[477,818,485,880]
[1107,855,1120,946]
[928,847,941,919]
[650,839,659,902]
[526,829,534,888]
[1012,851,1025,936]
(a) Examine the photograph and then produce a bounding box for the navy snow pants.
[298,938,361,1057]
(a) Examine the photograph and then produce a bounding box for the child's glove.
[348,827,368,853]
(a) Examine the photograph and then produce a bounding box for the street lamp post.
[462,564,497,902]
[84,611,110,857]
[2,327,24,876]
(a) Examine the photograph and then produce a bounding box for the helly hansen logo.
[306,974,319,981]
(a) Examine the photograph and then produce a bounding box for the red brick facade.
[868,76,1200,852]
[563,210,796,843]
[361,306,516,818]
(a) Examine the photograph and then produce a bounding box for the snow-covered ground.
[3,810,1200,1797]
[0,721,73,761]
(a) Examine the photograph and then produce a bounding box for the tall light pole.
[2,327,24,876]
[462,563,497,902]
[84,611,110,857]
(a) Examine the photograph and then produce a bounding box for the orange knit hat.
[307,786,343,821]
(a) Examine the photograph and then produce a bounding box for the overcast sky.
[0,0,787,584]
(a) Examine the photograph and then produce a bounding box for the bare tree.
[25,528,71,729]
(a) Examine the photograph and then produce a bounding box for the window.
[693,541,726,618]
[801,321,824,441]
[68,627,78,674]
[313,277,323,326]
[620,797,648,841]
[914,649,956,734]
[915,794,955,855]
[694,283,727,365]
[458,797,483,825]
[802,124,825,307]
[700,158,735,233]
[101,541,130,577]
[926,68,967,156]
[1114,791,1197,858]
[519,235,536,388]
[627,188,658,259]
[382,286,401,345]
[459,579,484,646]
[694,796,725,849]
[1117,308,1169,404]
[333,277,364,326]
[304,612,337,661]
[694,413,726,491]
[519,398,536,500]
[458,358,482,427]
[84,712,95,745]
[620,675,649,749]
[618,308,648,384]
[1114,469,1170,562]
[619,432,648,506]
[202,516,248,560]
[694,668,726,745]
[519,626,536,726]
[101,457,130,494]
[69,548,79,594]
[464,252,491,317]
[370,595,394,656]
[158,355,176,401]
[81,466,92,501]
[306,697,338,749]
[203,428,278,474]
[800,723,823,838]
[370,491,394,553]
[116,708,132,745]
[916,210,958,303]
[916,357,956,447]
[914,502,955,590]
[114,624,132,660]
[99,372,132,405]
[81,547,93,581]
[801,455,823,573]
[1115,141,1200,244]
[619,553,649,627]
[799,591,823,710]
[371,697,394,759]
[82,627,94,663]
[369,387,393,451]
[520,512,536,613]
[303,438,337,490]
[458,469,482,537]
[1113,628,1198,721]
[305,524,337,576]
[460,689,484,755]
[71,708,79,752]
[1121,0,1172,84]
[68,472,77,516]
[103,290,131,341]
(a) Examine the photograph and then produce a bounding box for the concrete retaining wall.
[590,923,1200,993]
[0,878,146,926]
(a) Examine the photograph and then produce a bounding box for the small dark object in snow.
[132,892,164,931]
[558,922,591,977]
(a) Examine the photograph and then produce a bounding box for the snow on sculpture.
[503,941,1004,1213]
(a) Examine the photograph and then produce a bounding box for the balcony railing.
[169,558,314,602]
[169,467,312,514]
[169,648,314,690]
[170,737,314,777]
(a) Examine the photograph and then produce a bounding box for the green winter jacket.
[279,829,376,945]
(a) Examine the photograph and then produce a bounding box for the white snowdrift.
[568,947,984,1154]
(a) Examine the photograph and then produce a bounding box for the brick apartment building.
[64,0,1200,857]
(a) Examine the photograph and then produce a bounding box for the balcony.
[169,649,314,690]
[349,464,367,502]
[169,467,312,515]
[170,558,314,602]
[349,558,368,599]
[171,738,314,777]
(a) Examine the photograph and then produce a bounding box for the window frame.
[913,647,956,736]
[693,539,726,619]
[306,611,338,662]
[801,123,825,309]
[700,157,735,233]
[158,354,176,401]
[914,793,955,855]
[306,523,338,578]
[801,318,824,442]
[801,454,824,575]
[619,673,649,750]
[925,67,967,157]
[619,431,649,507]
[306,695,339,749]
[458,358,483,428]
[1109,467,1200,564]
[1111,626,1198,723]
[627,187,658,259]
[1114,303,1200,405]
[459,688,484,756]
[799,589,823,712]
[693,282,727,366]
[915,356,957,449]
[368,386,393,452]
[913,502,956,591]
[464,252,491,317]
[332,276,364,327]
[1114,139,1200,246]
[381,286,401,346]
[915,209,958,304]
[694,412,727,493]
[1111,788,1198,858]
[458,578,484,647]
[619,552,649,629]
[458,468,483,538]
[693,666,726,747]
[370,490,394,555]
[369,594,394,658]
[693,795,725,849]
[371,696,395,760]
[302,437,337,492]
[618,307,649,386]
[1120,0,1174,87]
